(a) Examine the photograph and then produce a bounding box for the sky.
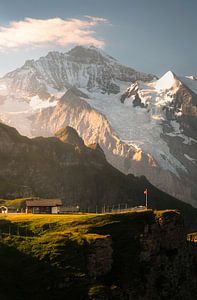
[0,0,196,77]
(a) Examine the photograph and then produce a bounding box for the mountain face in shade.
[0,122,197,230]
[0,46,196,207]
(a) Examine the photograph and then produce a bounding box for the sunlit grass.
[0,209,179,299]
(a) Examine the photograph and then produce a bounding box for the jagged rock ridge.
[1,45,155,96]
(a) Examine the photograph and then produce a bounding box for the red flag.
[144,188,148,195]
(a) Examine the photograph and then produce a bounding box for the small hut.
[26,198,62,214]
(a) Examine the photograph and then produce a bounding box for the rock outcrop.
[87,211,197,300]
[87,235,113,278]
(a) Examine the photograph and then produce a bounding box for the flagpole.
[145,191,148,208]
[144,188,148,209]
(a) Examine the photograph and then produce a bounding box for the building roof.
[26,199,62,207]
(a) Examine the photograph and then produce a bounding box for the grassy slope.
[0,210,178,300]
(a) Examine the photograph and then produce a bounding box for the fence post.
[118,204,121,212]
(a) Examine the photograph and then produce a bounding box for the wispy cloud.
[0,16,109,50]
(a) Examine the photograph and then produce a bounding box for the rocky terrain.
[0,45,154,97]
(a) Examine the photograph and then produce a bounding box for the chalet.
[26,198,62,214]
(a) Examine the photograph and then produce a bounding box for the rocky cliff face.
[86,211,197,300]
[87,235,113,279]
[138,212,194,300]
[1,45,154,97]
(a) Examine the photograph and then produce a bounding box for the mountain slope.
[0,122,197,230]
[118,71,197,205]
[31,83,197,207]
[0,45,155,97]
[0,47,196,207]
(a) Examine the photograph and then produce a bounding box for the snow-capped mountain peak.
[154,70,180,91]
[0,45,155,97]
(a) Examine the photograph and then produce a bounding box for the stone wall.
[138,211,196,299]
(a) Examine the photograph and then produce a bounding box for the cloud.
[0,16,109,50]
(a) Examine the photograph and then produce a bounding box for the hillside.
[0,122,197,230]
[0,211,196,299]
